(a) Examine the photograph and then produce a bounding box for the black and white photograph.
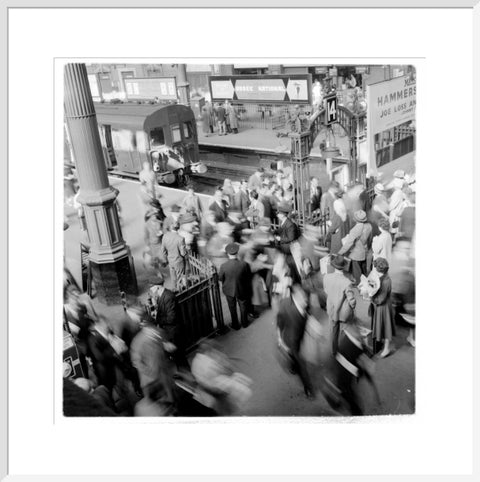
[4,3,478,479]
[62,62,416,417]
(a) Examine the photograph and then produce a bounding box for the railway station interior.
[63,62,416,417]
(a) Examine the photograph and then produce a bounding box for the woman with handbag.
[369,257,396,357]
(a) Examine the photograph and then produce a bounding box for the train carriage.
[94,102,205,185]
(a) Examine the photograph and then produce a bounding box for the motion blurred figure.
[276,284,314,398]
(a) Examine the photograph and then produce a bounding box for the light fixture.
[321,125,341,159]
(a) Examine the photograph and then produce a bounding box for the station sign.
[324,94,338,125]
[124,77,178,101]
[209,74,312,104]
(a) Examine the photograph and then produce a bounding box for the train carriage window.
[112,128,135,151]
[171,124,182,143]
[150,127,165,147]
[182,121,194,139]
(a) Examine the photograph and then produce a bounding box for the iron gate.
[176,253,225,350]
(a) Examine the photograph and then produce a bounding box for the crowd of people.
[199,100,240,137]
[64,161,416,417]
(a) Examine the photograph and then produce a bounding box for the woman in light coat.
[372,218,392,264]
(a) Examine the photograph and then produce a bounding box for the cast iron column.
[176,64,190,106]
[64,63,137,304]
[289,131,311,229]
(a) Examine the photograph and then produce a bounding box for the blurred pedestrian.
[160,222,187,290]
[129,305,176,404]
[274,202,300,254]
[222,178,235,207]
[322,317,380,416]
[276,284,314,398]
[372,218,392,264]
[139,160,157,198]
[143,209,164,271]
[191,340,252,415]
[209,187,229,222]
[338,210,372,285]
[150,274,189,369]
[245,190,265,227]
[389,171,407,241]
[218,242,253,330]
[323,255,356,355]
[326,197,350,255]
[248,167,264,193]
[199,106,210,136]
[207,222,234,270]
[181,183,203,219]
[321,181,340,217]
[233,179,250,214]
[309,177,323,213]
[369,257,395,357]
[368,183,390,237]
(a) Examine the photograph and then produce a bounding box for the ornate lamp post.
[64,63,137,305]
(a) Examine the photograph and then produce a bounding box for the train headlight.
[190,162,207,174]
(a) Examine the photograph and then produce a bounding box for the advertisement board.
[366,75,416,175]
[367,75,416,134]
[209,74,312,104]
[124,77,177,100]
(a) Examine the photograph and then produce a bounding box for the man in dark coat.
[233,180,250,214]
[274,202,299,253]
[276,284,314,398]
[310,177,323,212]
[218,243,253,330]
[151,274,189,369]
[209,187,229,222]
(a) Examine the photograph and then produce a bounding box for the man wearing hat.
[129,303,176,404]
[178,213,199,255]
[160,221,187,290]
[150,274,189,369]
[163,204,182,232]
[323,255,357,355]
[274,202,299,253]
[218,243,253,330]
[338,210,372,285]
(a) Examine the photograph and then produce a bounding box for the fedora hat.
[374,183,385,194]
[331,255,347,271]
[179,213,197,225]
[393,169,405,179]
[225,242,239,256]
[277,201,292,214]
[354,210,367,223]
[170,204,181,213]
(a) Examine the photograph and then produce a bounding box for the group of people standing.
[200,100,239,137]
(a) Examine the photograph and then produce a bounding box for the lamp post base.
[90,253,138,305]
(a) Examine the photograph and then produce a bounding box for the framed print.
[3,1,479,480]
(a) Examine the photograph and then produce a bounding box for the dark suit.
[87,329,118,391]
[275,218,299,253]
[276,296,312,393]
[233,190,249,214]
[218,258,252,328]
[209,200,228,223]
